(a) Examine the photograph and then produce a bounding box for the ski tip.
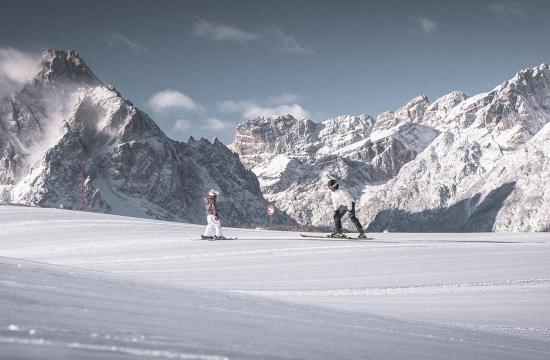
[300,233,351,239]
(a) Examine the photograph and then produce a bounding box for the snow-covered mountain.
[232,65,550,231]
[231,101,442,227]
[0,49,291,226]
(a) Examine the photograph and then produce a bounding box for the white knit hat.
[208,189,219,196]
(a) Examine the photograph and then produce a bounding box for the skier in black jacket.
[327,179,367,238]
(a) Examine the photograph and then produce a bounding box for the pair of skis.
[300,234,374,240]
[200,235,237,241]
[198,234,374,241]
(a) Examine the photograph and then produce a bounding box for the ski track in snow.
[1,206,550,359]
[0,336,229,360]
[230,279,550,297]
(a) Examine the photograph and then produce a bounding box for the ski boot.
[201,235,214,240]
[358,231,368,239]
[327,232,347,238]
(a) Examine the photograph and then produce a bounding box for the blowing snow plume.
[0,48,41,99]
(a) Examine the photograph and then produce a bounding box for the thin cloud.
[205,117,231,130]
[193,17,313,55]
[487,2,527,18]
[0,47,41,99]
[218,99,256,113]
[266,27,314,54]
[107,33,148,54]
[148,89,201,112]
[416,17,437,34]
[266,93,304,106]
[218,95,311,120]
[193,17,259,43]
[243,104,311,120]
[173,119,192,132]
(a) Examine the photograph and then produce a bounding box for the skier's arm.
[213,199,220,219]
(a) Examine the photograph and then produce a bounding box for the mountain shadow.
[367,181,516,232]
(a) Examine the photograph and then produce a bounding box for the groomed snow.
[1,205,549,359]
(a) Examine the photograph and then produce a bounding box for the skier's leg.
[348,202,364,232]
[333,207,345,233]
[204,215,214,236]
[213,217,223,237]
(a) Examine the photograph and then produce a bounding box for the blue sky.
[1,0,549,143]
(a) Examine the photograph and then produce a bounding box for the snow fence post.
[267,204,275,227]
[80,164,84,211]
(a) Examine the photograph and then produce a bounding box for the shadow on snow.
[367,181,517,233]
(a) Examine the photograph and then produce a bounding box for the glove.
[214,212,219,221]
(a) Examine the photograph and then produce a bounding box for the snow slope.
[1,206,550,359]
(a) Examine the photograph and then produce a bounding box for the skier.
[201,189,225,240]
[327,179,367,238]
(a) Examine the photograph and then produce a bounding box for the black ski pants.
[334,202,364,233]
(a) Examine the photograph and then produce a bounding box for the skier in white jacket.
[201,189,225,240]
[327,179,366,238]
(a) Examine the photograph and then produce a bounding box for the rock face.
[362,65,550,232]
[232,105,440,226]
[1,50,291,227]
[232,65,550,231]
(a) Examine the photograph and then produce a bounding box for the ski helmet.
[327,179,339,190]
[208,189,219,196]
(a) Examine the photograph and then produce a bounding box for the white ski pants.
[203,215,223,237]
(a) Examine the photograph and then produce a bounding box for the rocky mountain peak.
[420,91,468,129]
[427,91,467,113]
[395,95,430,121]
[232,114,319,169]
[239,114,316,133]
[373,95,430,133]
[404,95,430,107]
[513,63,549,82]
[36,49,100,86]
[491,64,550,95]
[1,49,291,227]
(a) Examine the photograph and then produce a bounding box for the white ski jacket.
[330,188,354,211]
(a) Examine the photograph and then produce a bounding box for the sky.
[1,0,549,143]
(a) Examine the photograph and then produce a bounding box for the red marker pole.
[80,164,84,211]
[267,205,275,226]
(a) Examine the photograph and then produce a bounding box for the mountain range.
[1,49,548,231]
[231,66,550,231]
